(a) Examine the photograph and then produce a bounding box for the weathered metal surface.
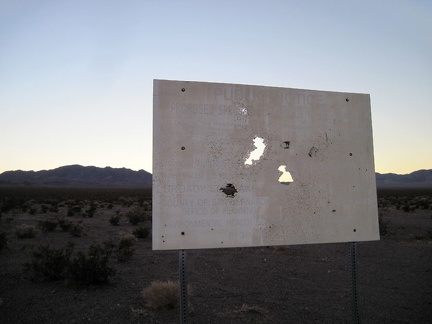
[153,80,379,250]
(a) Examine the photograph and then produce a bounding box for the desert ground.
[0,187,431,323]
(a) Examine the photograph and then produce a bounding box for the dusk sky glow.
[1,0,431,175]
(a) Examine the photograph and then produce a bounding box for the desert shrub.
[67,207,74,216]
[41,204,48,213]
[68,222,84,237]
[85,209,96,218]
[109,215,120,226]
[26,244,74,281]
[402,205,411,212]
[16,224,39,238]
[240,304,268,317]
[26,242,116,284]
[48,204,59,213]
[418,199,429,210]
[85,201,97,218]
[1,196,25,213]
[58,220,83,237]
[69,243,115,285]
[143,280,180,309]
[119,196,137,207]
[67,205,82,217]
[126,208,146,225]
[117,234,137,262]
[102,240,116,254]
[38,219,58,232]
[378,212,390,235]
[133,226,150,239]
[58,218,73,232]
[107,203,113,209]
[414,230,432,241]
[29,207,37,215]
[143,201,151,211]
[0,232,7,251]
[146,211,152,222]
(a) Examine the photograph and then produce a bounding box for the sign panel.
[153,80,379,250]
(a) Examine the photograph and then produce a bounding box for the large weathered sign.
[153,80,379,250]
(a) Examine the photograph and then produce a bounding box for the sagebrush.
[26,244,74,281]
[38,219,58,232]
[133,226,150,239]
[117,234,137,262]
[68,243,115,285]
[0,232,7,251]
[143,280,180,309]
[126,207,146,225]
[16,224,39,238]
[109,214,120,226]
[27,242,116,285]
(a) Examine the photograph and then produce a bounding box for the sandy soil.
[0,195,431,323]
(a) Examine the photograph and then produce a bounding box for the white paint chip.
[245,137,266,166]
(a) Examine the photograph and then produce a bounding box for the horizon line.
[1,164,431,176]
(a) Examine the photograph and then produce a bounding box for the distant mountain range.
[375,169,432,189]
[0,165,431,189]
[0,165,152,188]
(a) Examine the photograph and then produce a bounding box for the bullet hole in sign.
[278,165,294,184]
[181,146,185,150]
[220,183,237,197]
[238,107,248,115]
[282,141,290,149]
[245,137,265,165]
[308,146,318,157]
[181,232,185,235]
[181,88,185,92]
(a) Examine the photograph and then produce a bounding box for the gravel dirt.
[1,191,431,323]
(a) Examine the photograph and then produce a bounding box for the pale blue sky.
[0,0,431,174]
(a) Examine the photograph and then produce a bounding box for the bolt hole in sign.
[153,80,379,250]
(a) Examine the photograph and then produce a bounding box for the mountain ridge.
[0,165,431,188]
[375,169,432,188]
[0,165,152,188]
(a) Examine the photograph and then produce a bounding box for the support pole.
[179,250,188,324]
[349,242,360,324]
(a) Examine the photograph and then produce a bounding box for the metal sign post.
[179,250,188,324]
[349,242,360,324]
